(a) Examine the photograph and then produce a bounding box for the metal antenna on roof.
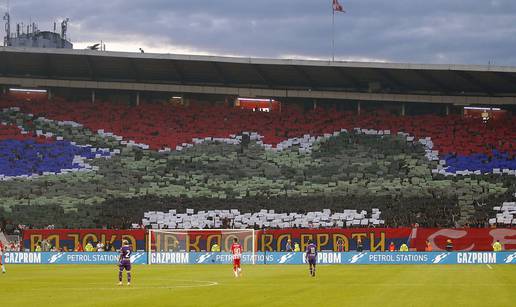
[61,17,69,40]
[3,2,10,46]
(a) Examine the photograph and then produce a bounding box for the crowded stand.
[0,98,515,232]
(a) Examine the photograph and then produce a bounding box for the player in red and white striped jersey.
[230,238,243,277]
[0,241,6,274]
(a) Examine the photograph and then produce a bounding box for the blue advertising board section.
[3,252,147,265]
[5,251,516,265]
[183,251,516,265]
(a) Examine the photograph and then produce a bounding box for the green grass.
[1,264,515,307]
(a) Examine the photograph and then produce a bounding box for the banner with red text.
[255,228,411,252]
[22,229,146,251]
[22,228,516,252]
[148,228,411,252]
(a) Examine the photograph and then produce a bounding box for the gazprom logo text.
[151,252,189,264]
[5,252,42,264]
[457,252,496,264]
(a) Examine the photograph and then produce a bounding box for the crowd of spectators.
[0,240,22,251]
[33,239,116,252]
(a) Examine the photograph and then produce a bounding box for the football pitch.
[1,264,515,307]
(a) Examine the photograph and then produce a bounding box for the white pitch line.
[487,264,493,269]
[27,280,220,291]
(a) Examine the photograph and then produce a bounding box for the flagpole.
[332,4,335,62]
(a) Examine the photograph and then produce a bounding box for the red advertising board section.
[411,228,516,251]
[22,228,516,252]
[23,229,146,251]
[262,228,516,252]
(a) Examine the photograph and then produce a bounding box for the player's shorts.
[233,258,241,269]
[307,257,316,265]
[119,260,131,271]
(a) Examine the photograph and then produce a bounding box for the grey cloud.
[4,0,516,65]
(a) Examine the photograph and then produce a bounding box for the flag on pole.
[333,0,345,12]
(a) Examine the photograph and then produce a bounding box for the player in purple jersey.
[305,240,317,277]
[118,240,132,286]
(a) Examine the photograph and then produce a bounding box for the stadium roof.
[1,47,516,105]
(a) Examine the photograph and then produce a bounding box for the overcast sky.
[3,0,516,65]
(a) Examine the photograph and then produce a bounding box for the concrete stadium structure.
[0,47,516,109]
[1,47,516,230]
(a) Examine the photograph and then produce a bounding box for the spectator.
[96,241,105,252]
[0,242,5,274]
[75,242,84,252]
[388,242,396,252]
[104,241,113,252]
[356,238,364,252]
[211,243,220,252]
[336,238,344,252]
[41,239,51,252]
[35,241,42,252]
[173,240,180,252]
[294,242,300,252]
[492,240,503,252]
[399,243,409,252]
[285,239,293,252]
[424,240,433,252]
[85,241,94,252]
[445,239,453,251]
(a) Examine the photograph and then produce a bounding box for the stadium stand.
[1,100,514,157]
[141,208,384,229]
[490,194,516,226]
[0,99,515,230]
[0,121,112,178]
